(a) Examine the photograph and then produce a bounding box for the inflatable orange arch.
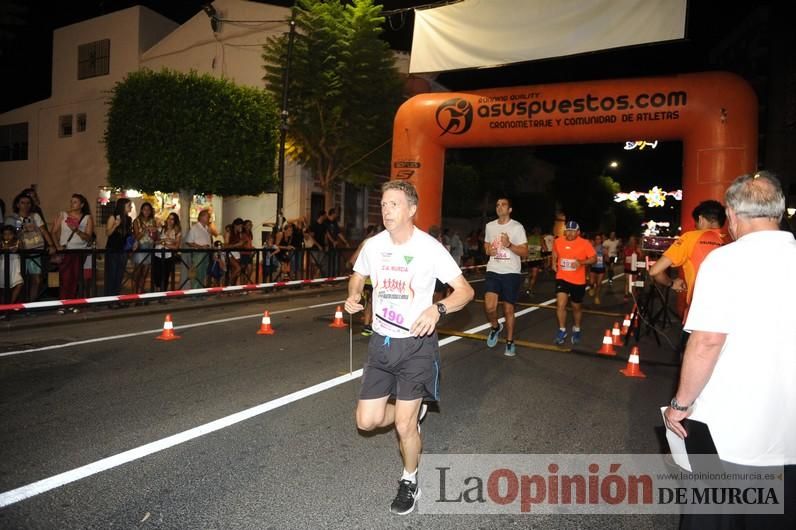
[390,71,757,232]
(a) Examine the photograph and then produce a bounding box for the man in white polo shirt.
[664,171,795,529]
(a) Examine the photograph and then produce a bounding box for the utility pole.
[276,15,297,229]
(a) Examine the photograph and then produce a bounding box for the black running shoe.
[390,479,421,515]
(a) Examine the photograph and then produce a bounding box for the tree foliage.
[262,0,403,207]
[105,69,280,196]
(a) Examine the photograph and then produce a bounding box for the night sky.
[0,0,775,195]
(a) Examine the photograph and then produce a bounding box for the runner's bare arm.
[345,271,366,314]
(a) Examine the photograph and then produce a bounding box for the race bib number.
[596,255,603,266]
[560,258,578,271]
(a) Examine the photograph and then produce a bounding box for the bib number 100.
[381,308,404,326]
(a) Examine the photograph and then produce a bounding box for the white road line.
[0,287,552,508]
[0,300,344,358]
[0,370,363,508]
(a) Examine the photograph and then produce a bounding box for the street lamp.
[608,160,619,169]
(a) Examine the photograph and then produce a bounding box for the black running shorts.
[555,279,587,303]
[359,333,441,402]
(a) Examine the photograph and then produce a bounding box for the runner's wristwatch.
[670,397,690,411]
[436,303,447,316]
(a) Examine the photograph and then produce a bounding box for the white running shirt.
[484,219,527,274]
[354,227,462,339]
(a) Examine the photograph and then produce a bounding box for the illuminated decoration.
[97,186,113,205]
[642,220,670,237]
[624,140,658,150]
[614,186,682,207]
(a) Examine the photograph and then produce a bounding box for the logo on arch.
[435,98,473,136]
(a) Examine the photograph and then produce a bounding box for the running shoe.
[486,322,503,348]
[571,330,582,345]
[504,342,516,357]
[361,324,373,337]
[390,479,421,515]
[554,329,567,345]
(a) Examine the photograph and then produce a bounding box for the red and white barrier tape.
[0,276,350,312]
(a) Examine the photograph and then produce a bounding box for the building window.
[0,122,28,161]
[77,113,87,132]
[78,39,110,80]
[59,115,73,138]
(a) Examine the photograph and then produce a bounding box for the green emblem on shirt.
[404,256,414,265]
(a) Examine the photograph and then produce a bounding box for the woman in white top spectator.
[51,193,94,311]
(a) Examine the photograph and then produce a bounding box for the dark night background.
[1,0,790,231]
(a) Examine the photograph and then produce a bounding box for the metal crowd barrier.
[1,246,355,305]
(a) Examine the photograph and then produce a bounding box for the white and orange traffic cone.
[619,346,646,378]
[257,310,275,335]
[621,314,632,336]
[597,329,615,356]
[611,322,625,347]
[329,306,348,328]
[156,314,181,341]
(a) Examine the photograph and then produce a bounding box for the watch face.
[437,303,446,315]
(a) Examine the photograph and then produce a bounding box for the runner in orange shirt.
[552,221,597,344]
[649,200,726,318]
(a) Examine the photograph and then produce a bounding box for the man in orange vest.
[649,200,726,320]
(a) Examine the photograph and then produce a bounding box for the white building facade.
[0,0,394,242]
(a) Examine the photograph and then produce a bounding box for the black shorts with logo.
[359,333,441,402]
[555,279,587,303]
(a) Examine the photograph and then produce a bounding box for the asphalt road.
[0,274,684,529]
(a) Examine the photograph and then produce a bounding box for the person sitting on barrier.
[552,220,596,345]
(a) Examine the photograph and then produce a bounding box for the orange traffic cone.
[620,346,646,378]
[597,329,616,356]
[621,314,632,336]
[156,314,181,341]
[329,305,348,328]
[631,304,639,329]
[257,310,275,335]
[611,322,625,347]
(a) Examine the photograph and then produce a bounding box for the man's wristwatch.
[670,397,690,412]
[436,302,447,316]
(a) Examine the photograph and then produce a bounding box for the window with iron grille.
[59,115,73,138]
[78,39,110,80]
[0,122,28,161]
